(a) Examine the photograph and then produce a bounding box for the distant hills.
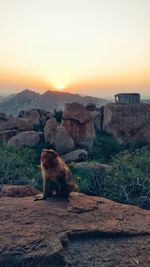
[0,89,108,115]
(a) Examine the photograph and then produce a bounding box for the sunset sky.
[0,0,150,98]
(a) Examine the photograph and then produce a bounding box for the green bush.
[88,131,122,163]
[54,109,63,123]
[71,146,150,208]
[0,143,42,189]
[103,147,150,205]
[72,170,104,196]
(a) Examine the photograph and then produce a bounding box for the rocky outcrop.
[44,117,58,144]
[0,190,150,266]
[0,118,33,143]
[63,149,88,163]
[7,131,42,148]
[54,126,75,154]
[0,118,33,132]
[72,161,111,176]
[19,109,41,129]
[103,103,150,144]
[1,185,39,197]
[19,109,52,130]
[62,103,96,147]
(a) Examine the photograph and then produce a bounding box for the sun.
[55,83,65,91]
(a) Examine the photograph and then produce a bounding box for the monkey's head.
[41,149,59,169]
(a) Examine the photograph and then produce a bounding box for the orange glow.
[54,83,65,91]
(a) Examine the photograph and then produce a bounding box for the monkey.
[35,149,76,200]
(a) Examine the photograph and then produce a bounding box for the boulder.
[0,118,33,143]
[54,126,74,154]
[0,118,32,132]
[19,109,41,129]
[103,103,150,144]
[7,131,42,148]
[0,129,18,143]
[63,149,88,163]
[86,103,96,111]
[1,185,40,197]
[62,102,95,147]
[19,109,53,129]
[44,117,58,144]
[72,161,111,176]
[0,192,150,266]
[63,102,91,123]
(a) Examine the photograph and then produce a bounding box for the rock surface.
[72,161,111,174]
[1,185,40,197]
[7,131,42,148]
[0,190,150,267]
[19,109,41,129]
[19,109,52,129]
[0,118,33,132]
[63,149,88,163]
[62,103,96,147]
[44,117,58,144]
[54,126,75,154]
[103,103,150,144]
[0,118,33,143]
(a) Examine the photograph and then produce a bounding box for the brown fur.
[36,149,76,200]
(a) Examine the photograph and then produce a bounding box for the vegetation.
[72,133,150,208]
[0,130,150,209]
[103,147,150,205]
[0,143,42,191]
[88,131,122,163]
[54,109,63,123]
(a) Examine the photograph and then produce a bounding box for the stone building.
[115,93,140,104]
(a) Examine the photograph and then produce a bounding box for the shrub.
[88,131,122,163]
[71,146,150,208]
[54,109,63,123]
[0,143,41,190]
[103,147,150,205]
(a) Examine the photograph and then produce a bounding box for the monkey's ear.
[54,151,59,158]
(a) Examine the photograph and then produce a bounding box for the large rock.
[54,126,74,154]
[19,109,41,129]
[72,161,111,176]
[0,118,33,143]
[0,118,32,132]
[63,149,88,163]
[1,185,40,197]
[0,192,150,266]
[103,103,150,144]
[62,103,95,147]
[19,109,52,129]
[44,117,58,144]
[7,131,42,148]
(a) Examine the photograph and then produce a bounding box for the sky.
[0,0,150,99]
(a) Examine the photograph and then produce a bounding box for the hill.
[0,89,108,115]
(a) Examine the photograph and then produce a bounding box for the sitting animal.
[35,149,76,200]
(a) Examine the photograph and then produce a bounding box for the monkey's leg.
[34,179,52,201]
[57,179,70,198]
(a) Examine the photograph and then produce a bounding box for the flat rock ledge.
[0,191,150,267]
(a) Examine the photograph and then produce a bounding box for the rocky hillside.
[0,186,150,267]
[0,89,108,115]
